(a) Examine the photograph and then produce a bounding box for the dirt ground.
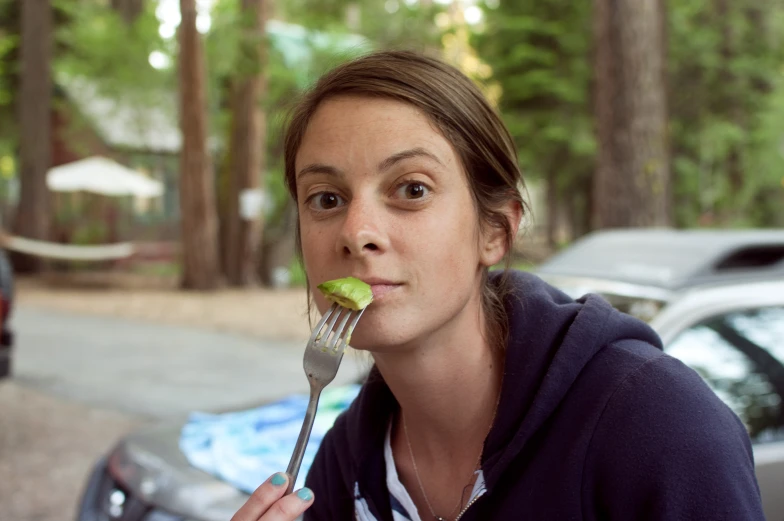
[15,274,314,342]
[0,381,146,521]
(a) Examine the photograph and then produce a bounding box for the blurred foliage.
[477,0,784,231]
[669,0,784,227]
[54,0,173,98]
[0,0,20,155]
[276,0,444,51]
[474,0,595,235]
[288,257,307,287]
[0,26,16,108]
[1,0,783,247]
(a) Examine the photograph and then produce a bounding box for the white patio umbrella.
[47,156,164,198]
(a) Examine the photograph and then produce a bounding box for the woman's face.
[295,96,505,350]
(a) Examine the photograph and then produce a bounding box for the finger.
[261,487,315,521]
[231,472,289,521]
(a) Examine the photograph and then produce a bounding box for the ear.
[479,201,523,267]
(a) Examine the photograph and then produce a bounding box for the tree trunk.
[592,0,670,228]
[11,0,53,274]
[223,0,268,287]
[177,0,220,290]
[564,167,593,241]
[111,0,144,24]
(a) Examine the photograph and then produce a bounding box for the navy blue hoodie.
[304,271,765,520]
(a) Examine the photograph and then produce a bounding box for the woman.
[231,51,764,521]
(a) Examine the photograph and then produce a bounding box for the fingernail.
[270,473,287,486]
[297,487,314,502]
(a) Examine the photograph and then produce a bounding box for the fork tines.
[312,303,365,353]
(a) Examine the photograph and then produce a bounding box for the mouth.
[369,283,401,299]
[357,277,403,299]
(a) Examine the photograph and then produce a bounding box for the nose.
[336,196,389,257]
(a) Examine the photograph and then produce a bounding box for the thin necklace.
[401,390,502,521]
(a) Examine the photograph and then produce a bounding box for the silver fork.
[284,302,367,494]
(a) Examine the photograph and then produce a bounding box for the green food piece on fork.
[317,276,374,311]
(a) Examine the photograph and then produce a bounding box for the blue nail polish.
[271,473,287,486]
[297,488,313,501]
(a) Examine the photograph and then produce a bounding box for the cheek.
[432,202,479,253]
[299,226,318,256]
[401,206,480,276]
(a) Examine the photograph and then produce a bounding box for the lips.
[355,277,402,299]
[369,283,401,299]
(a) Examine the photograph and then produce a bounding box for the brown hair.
[283,50,526,351]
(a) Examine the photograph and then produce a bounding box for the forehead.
[295,96,459,168]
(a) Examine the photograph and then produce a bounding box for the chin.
[344,312,419,353]
[344,326,393,352]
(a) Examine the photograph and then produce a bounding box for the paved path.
[12,306,368,420]
[2,305,369,521]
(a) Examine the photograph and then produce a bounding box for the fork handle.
[285,385,322,495]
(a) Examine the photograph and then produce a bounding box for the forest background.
[1,0,783,289]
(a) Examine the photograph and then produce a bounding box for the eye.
[396,182,430,200]
[307,191,346,211]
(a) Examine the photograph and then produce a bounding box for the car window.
[665,306,784,444]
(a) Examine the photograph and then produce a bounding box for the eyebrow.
[296,163,344,180]
[377,147,444,172]
[296,147,443,181]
